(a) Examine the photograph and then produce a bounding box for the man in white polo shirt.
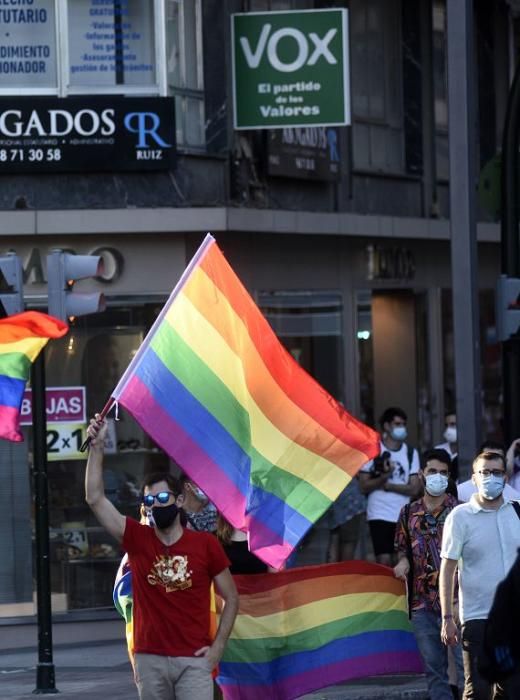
[439,451,520,699]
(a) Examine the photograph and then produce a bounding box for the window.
[0,1,166,96]
[349,0,404,171]
[67,1,158,91]
[166,0,205,147]
[0,0,206,149]
[432,1,449,180]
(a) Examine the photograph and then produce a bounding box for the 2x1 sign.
[0,96,175,173]
[232,9,350,130]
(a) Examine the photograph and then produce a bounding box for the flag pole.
[111,233,215,401]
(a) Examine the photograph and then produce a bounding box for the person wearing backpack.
[394,448,464,700]
[440,451,520,699]
[359,406,421,565]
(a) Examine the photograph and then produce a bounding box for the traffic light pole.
[31,350,58,694]
[501,61,520,445]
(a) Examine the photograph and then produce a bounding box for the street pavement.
[0,639,428,699]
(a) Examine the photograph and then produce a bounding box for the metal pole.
[500,61,520,445]
[31,350,58,694]
[446,0,482,479]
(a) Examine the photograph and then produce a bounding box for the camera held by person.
[370,451,391,478]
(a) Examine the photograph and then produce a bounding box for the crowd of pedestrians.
[86,407,520,700]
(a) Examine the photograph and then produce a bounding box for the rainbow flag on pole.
[0,311,68,441]
[217,561,423,700]
[111,234,379,568]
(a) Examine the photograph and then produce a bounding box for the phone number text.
[0,148,61,162]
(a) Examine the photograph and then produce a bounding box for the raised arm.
[85,415,126,543]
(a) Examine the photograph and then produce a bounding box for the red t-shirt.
[123,517,230,657]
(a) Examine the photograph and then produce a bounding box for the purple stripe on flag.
[220,650,423,700]
[119,375,247,526]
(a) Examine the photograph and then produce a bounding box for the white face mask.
[391,425,407,441]
[444,426,457,444]
[424,473,449,497]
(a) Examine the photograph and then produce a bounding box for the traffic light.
[47,249,106,321]
[0,252,24,316]
[496,275,520,341]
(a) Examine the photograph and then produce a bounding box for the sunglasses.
[142,491,177,507]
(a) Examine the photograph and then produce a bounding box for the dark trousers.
[461,620,520,700]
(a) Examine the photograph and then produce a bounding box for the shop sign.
[46,423,87,461]
[232,9,350,129]
[0,96,175,173]
[20,386,86,425]
[267,127,340,180]
[367,245,416,281]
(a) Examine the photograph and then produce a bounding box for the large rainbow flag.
[217,561,423,700]
[0,311,68,441]
[110,234,379,568]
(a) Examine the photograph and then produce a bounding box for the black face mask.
[152,502,179,530]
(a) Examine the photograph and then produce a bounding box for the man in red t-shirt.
[85,415,238,700]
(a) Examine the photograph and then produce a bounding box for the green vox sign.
[231,9,350,130]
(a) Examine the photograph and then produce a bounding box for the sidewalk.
[1,639,428,700]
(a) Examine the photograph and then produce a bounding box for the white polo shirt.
[441,496,520,622]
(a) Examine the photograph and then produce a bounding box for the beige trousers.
[134,653,213,700]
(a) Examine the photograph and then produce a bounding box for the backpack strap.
[512,501,520,521]
[407,444,415,471]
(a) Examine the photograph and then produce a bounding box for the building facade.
[0,0,514,619]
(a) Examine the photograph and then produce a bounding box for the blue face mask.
[391,426,407,441]
[479,475,505,501]
[425,474,448,497]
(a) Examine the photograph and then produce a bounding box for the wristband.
[443,614,453,620]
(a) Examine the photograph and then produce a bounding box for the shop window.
[0,0,58,90]
[29,303,173,611]
[258,291,345,404]
[68,1,157,90]
[0,0,206,149]
[350,0,404,172]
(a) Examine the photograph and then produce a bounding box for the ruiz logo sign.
[124,111,171,161]
[232,9,350,130]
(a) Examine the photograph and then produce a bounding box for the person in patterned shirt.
[394,448,464,700]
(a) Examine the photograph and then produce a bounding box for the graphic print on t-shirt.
[147,554,193,592]
[390,459,407,482]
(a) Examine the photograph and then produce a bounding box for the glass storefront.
[28,302,173,612]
